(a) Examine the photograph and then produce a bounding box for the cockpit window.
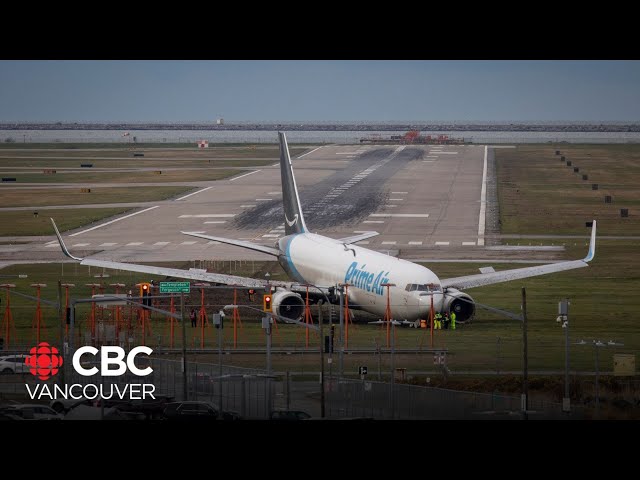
[405,283,442,293]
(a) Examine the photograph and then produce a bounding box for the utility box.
[613,354,635,376]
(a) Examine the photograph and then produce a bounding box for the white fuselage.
[278,233,444,320]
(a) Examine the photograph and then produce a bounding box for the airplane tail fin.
[279,132,307,236]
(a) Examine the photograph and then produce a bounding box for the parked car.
[0,404,62,420]
[162,401,219,421]
[270,410,311,421]
[0,355,30,374]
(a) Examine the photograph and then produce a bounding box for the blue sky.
[0,60,638,122]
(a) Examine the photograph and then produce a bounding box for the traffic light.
[142,283,151,309]
[248,289,255,301]
[263,294,272,312]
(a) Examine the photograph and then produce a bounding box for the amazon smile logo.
[285,213,299,227]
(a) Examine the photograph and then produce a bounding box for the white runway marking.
[408,241,423,245]
[72,243,90,247]
[204,221,227,224]
[385,205,398,208]
[432,151,458,154]
[363,220,385,223]
[267,192,281,195]
[70,206,159,237]
[336,152,356,155]
[269,230,282,234]
[175,186,213,201]
[389,198,404,201]
[240,205,256,208]
[255,199,271,201]
[381,241,397,245]
[478,145,488,246]
[153,242,170,246]
[179,214,235,218]
[435,241,450,246]
[392,191,408,194]
[297,146,323,158]
[262,234,281,238]
[99,242,117,247]
[422,161,435,163]
[370,214,429,218]
[180,241,197,245]
[45,243,59,247]
[463,241,477,246]
[126,242,143,246]
[230,170,261,181]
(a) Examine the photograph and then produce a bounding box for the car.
[162,401,220,421]
[270,410,312,421]
[0,404,62,420]
[0,355,30,374]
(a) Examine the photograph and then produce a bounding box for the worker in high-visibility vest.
[451,311,456,330]
[434,312,442,330]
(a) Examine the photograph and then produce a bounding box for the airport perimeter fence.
[324,378,586,420]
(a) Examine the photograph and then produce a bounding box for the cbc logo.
[25,344,153,379]
[25,342,64,380]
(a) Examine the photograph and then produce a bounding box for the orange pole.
[305,286,310,348]
[169,294,175,349]
[430,294,434,348]
[233,287,238,348]
[200,287,204,348]
[385,285,392,349]
[1,285,15,349]
[344,284,349,349]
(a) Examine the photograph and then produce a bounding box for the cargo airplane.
[51,133,597,324]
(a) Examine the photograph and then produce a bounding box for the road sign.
[358,366,368,375]
[159,281,190,294]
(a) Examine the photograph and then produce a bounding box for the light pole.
[556,299,570,413]
[575,339,624,419]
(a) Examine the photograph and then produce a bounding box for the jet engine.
[443,288,475,323]
[272,289,305,322]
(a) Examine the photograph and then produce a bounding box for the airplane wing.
[337,231,380,244]
[441,220,597,290]
[51,218,290,288]
[180,231,280,257]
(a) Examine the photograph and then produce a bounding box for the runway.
[14,144,500,262]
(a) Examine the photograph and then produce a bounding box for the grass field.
[0,169,242,184]
[496,144,640,235]
[0,208,131,236]
[0,186,192,207]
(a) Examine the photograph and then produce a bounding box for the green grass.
[0,186,192,207]
[496,145,640,235]
[0,208,131,236]
[2,169,242,184]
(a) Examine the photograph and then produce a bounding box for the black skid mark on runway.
[232,147,423,231]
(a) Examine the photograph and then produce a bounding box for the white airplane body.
[52,132,597,324]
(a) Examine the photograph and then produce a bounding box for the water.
[3,129,640,144]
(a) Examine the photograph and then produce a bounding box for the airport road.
[10,144,496,263]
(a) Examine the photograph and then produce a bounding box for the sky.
[0,60,639,123]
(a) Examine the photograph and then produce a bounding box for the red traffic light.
[263,294,272,312]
